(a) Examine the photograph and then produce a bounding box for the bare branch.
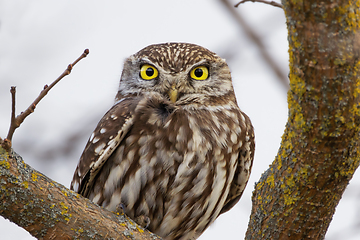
[4,87,17,148]
[220,0,288,89]
[2,49,90,151]
[235,0,283,8]
[10,87,16,131]
[0,149,161,239]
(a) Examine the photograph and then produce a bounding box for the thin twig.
[6,87,17,142]
[221,0,288,89]
[2,49,89,151]
[235,0,283,8]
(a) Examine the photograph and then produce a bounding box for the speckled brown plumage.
[70,42,255,240]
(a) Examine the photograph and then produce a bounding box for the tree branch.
[245,0,360,239]
[235,0,283,8]
[2,49,89,151]
[220,0,288,89]
[0,148,161,240]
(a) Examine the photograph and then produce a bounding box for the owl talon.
[115,203,150,228]
[134,215,151,229]
[114,203,126,216]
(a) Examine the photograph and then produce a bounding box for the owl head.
[116,43,236,106]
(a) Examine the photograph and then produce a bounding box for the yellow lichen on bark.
[246,0,360,239]
[0,148,161,240]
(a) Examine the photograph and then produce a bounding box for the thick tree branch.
[0,148,161,240]
[2,49,89,151]
[246,0,360,239]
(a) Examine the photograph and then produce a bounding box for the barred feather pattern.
[70,43,255,240]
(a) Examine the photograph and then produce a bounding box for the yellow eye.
[190,66,209,80]
[140,64,158,80]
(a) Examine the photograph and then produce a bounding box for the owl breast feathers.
[70,42,255,240]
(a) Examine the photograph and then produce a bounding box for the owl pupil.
[146,68,154,77]
[194,68,203,77]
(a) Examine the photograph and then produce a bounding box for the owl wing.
[219,114,255,215]
[70,98,137,197]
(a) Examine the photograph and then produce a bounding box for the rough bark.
[0,147,161,240]
[246,0,360,239]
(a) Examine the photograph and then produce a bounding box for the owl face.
[116,43,235,105]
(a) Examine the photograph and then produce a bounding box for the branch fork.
[1,49,89,151]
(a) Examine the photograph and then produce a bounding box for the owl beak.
[168,84,178,103]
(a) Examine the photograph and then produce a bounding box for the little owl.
[70,42,255,240]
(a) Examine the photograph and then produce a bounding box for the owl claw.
[134,215,151,229]
[114,203,150,229]
[114,203,126,216]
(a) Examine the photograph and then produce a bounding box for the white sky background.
[0,1,359,239]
